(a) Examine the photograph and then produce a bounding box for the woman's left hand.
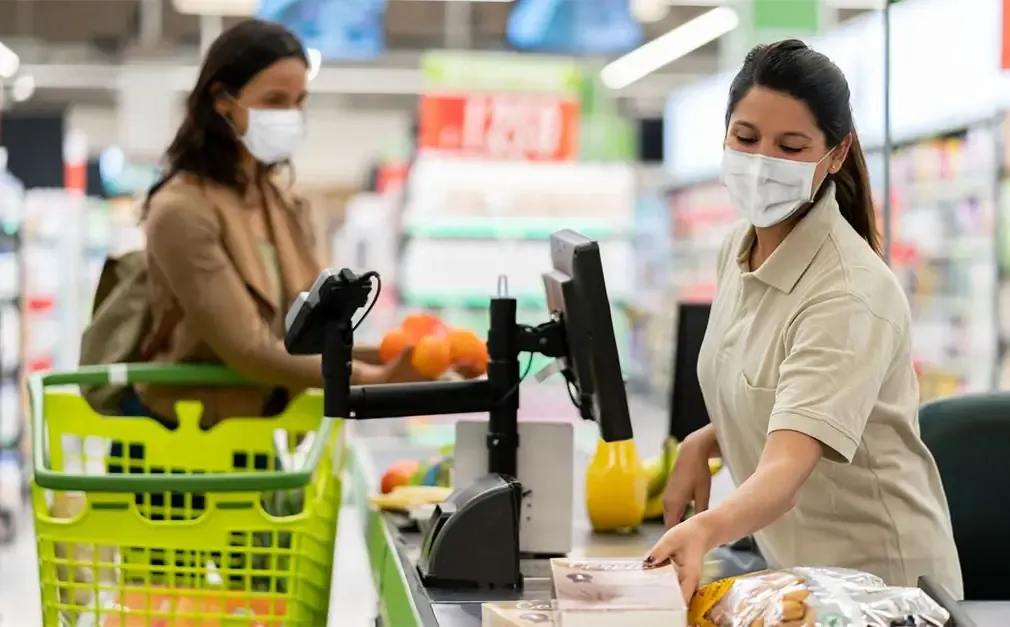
[643,516,715,603]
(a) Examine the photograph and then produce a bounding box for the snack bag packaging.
[688,568,950,627]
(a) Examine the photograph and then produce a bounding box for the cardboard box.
[482,600,556,626]
[551,558,686,627]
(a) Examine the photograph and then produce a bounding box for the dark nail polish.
[643,556,654,565]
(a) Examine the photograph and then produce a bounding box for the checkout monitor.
[669,302,712,442]
[542,230,633,443]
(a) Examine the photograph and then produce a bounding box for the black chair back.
[919,394,1010,600]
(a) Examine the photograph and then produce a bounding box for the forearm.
[352,345,382,365]
[692,430,821,549]
[350,360,382,385]
[688,423,722,459]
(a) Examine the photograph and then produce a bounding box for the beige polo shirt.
[697,183,963,598]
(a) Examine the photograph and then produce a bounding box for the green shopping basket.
[29,364,345,626]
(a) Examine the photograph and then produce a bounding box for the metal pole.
[444,0,472,50]
[139,0,164,49]
[881,0,892,264]
[200,15,223,58]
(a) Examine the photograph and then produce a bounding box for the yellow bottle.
[585,438,647,532]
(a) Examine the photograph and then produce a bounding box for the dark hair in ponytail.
[725,39,881,256]
[142,19,306,217]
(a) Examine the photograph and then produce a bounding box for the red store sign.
[419,93,579,162]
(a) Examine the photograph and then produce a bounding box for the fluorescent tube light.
[600,6,739,90]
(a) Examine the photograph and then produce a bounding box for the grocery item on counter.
[381,459,420,494]
[482,600,556,626]
[642,438,724,521]
[688,568,949,627]
[370,485,453,512]
[551,558,687,626]
[584,439,647,532]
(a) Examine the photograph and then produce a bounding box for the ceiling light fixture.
[600,6,739,90]
[632,0,669,24]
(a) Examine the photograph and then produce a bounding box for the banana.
[370,486,453,511]
[708,458,724,475]
[644,438,681,498]
[643,455,667,497]
[643,493,665,521]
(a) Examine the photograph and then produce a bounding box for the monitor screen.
[257,0,386,60]
[507,0,643,55]
[669,302,711,442]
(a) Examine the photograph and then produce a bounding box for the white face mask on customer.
[720,147,833,227]
[240,108,306,165]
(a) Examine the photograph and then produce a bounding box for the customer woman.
[645,40,963,600]
[137,19,425,428]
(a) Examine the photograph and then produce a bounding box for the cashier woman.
[645,40,964,600]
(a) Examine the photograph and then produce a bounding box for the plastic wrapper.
[688,567,950,627]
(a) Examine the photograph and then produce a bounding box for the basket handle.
[27,365,335,493]
[37,363,252,388]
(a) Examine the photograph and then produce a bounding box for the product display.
[399,156,634,370]
[881,128,999,399]
[688,568,949,627]
[661,126,1002,402]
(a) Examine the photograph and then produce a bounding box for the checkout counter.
[287,230,1008,627]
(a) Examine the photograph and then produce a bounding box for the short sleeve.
[767,293,899,463]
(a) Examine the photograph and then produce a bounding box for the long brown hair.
[143,19,306,215]
[725,39,881,256]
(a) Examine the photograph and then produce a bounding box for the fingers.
[694,472,712,514]
[643,533,674,567]
[678,562,701,603]
[662,492,688,530]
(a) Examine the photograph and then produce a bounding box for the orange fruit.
[379,328,410,363]
[402,312,443,343]
[446,328,489,375]
[411,334,452,379]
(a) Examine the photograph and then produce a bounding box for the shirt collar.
[735,181,838,293]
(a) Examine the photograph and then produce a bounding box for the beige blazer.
[138,174,323,426]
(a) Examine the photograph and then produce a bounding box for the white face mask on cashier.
[240,108,306,165]
[720,146,834,228]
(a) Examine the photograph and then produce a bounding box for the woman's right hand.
[353,348,427,385]
[663,426,718,529]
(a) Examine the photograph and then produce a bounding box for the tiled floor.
[0,503,378,626]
